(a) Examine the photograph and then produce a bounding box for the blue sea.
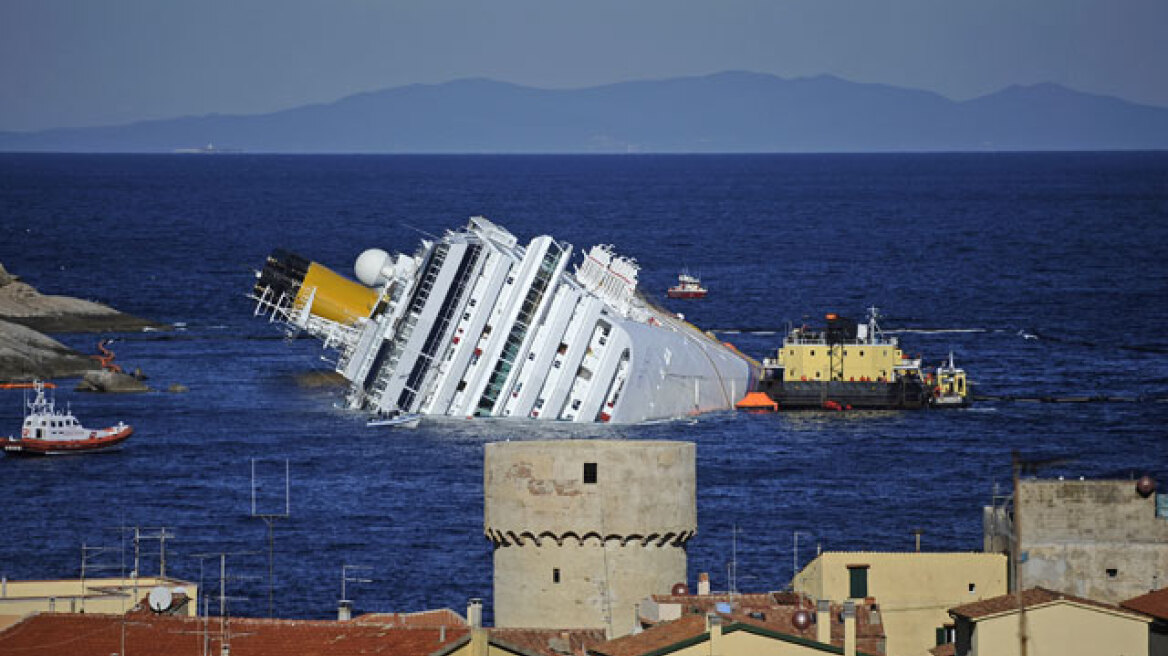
[1,153,1166,621]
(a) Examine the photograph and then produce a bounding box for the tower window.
[583,462,597,484]
[968,583,976,593]
[553,568,561,584]
[1106,568,1118,578]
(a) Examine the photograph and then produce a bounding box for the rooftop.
[949,587,1149,622]
[1120,587,1168,621]
[0,611,469,656]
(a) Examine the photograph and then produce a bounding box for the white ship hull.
[251,217,756,424]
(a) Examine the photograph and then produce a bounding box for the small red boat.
[3,381,132,456]
[666,272,708,299]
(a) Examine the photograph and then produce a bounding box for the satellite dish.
[148,586,173,613]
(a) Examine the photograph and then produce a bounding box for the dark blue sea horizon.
[1,152,1166,621]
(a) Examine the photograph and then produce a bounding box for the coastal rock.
[0,262,165,333]
[293,370,348,388]
[0,319,95,381]
[76,370,150,393]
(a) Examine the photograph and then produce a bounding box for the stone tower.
[484,440,696,637]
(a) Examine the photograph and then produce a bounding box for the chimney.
[337,599,352,621]
[467,598,483,628]
[843,601,856,656]
[697,572,710,596]
[816,600,831,645]
[912,528,924,553]
[439,625,447,643]
[707,613,722,654]
[468,598,488,656]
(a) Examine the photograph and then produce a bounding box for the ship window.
[469,298,477,306]
[572,399,582,410]
[558,342,568,354]
[506,276,515,284]
[484,325,492,334]
[457,380,467,391]
[463,312,471,320]
[598,337,607,346]
[583,462,597,484]
[528,352,536,360]
[553,360,561,368]
[553,568,561,583]
[535,398,545,409]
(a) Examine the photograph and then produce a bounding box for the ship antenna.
[401,222,440,241]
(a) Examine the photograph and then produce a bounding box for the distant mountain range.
[2,71,1166,153]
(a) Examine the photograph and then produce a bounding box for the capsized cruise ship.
[250,217,758,423]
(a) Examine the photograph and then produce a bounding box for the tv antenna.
[251,458,290,618]
[792,530,813,587]
[339,564,373,620]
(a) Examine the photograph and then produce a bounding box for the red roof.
[1121,587,1168,621]
[489,627,609,656]
[0,612,469,656]
[591,603,885,656]
[950,587,1147,621]
[354,608,467,628]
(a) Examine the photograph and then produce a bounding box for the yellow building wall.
[792,552,1007,656]
[971,602,1149,656]
[0,577,198,620]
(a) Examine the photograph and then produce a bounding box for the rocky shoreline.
[0,262,165,382]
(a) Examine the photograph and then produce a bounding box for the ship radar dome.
[355,248,391,286]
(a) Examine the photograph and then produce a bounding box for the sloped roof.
[354,608,467,627]
[950,587,1148,622]
[1121,587,1168,621]
[589,611,883,656]
[489,627,609,656]
[0,611,469,656]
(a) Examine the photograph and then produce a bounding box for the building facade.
[792,551,1007,656]
[484,440,696,637]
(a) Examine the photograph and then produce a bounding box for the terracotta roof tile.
[354,608,467,627]
[489,627,608,656]
[950,587,1147,621]
[591,601,886,656]
[589,614,709,656]
[928,643,955,656]
[1121,587,1168,621]
[0,612,469,656]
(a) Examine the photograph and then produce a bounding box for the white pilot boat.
[3,381,133,456]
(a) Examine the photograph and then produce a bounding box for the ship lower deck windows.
[583,462,597,484]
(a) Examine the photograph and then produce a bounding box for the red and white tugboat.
[666,271,708,299]
[3,381,132,456]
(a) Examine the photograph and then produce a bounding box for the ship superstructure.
[250,217,756,423]
[756,307,931,409]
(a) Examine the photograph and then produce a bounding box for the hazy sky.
[2,0,1166,132]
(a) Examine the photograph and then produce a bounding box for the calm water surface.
[0,153,1165,620]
